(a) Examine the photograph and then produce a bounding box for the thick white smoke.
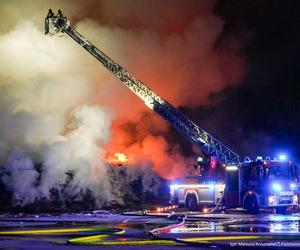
[0,19,163,207]
[2,148,38,205]
[0,22,117,206]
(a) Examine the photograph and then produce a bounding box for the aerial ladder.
[45,9,239,165]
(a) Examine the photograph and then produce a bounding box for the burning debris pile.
[0,0,245,210]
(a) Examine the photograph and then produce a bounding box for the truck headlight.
[293,195,298,204]
[268,196,276,205]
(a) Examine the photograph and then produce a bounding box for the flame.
[105,152,129,165]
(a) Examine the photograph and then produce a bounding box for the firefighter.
[45,9,54,35]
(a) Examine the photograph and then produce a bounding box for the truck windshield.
[249,163,298,181]
[265,163,298,180]
[265,165,291,180]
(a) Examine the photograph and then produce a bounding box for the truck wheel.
[244,196,259,214]
[186,194,199,211]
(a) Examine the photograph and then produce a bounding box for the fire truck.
[45,10,299,213]
[170,156,299,213]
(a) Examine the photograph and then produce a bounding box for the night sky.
[177,0,300,161]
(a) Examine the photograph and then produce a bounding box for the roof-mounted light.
[226,165,238,171]
[279,154,287,161]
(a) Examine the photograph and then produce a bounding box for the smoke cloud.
[0,0,246,207]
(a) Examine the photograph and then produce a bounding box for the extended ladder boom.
[45,10,240,164]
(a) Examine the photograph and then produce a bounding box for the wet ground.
[1,211,300,249]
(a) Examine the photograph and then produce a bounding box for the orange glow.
[105,152,128,165]
[104,122,190,179]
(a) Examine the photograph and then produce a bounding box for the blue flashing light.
[272,183,283,192]
[290,183,296,190]
[170,184,179,190]
[278,154,287,161]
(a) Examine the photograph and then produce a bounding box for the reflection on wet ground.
[170,214,300,234]
[1,212,300,248]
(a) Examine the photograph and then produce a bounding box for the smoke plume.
[0,0,246,207]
